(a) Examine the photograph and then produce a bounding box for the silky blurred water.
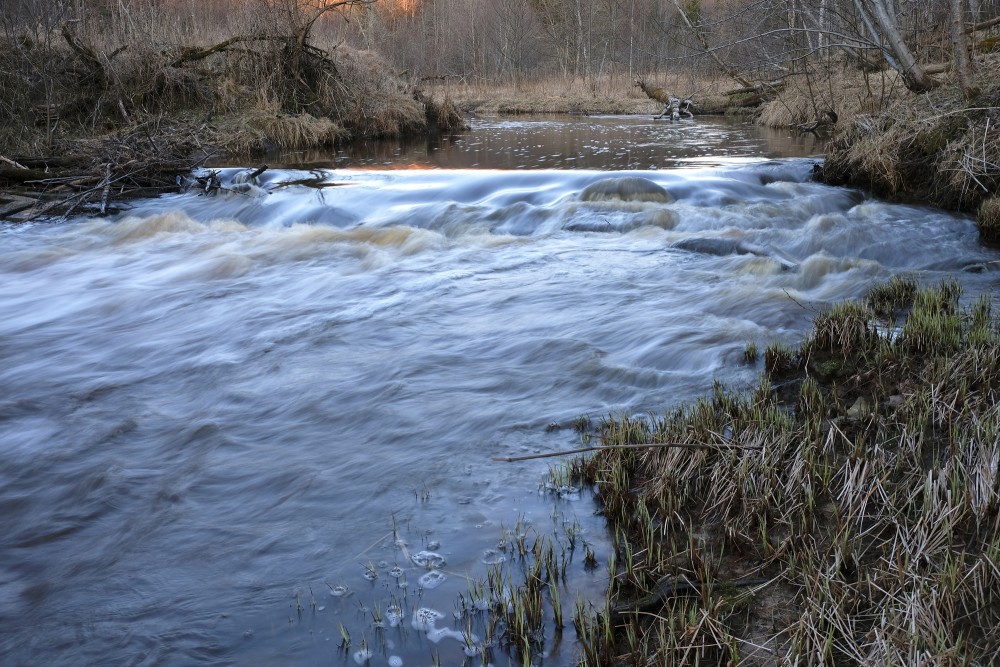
[1,116,997,666]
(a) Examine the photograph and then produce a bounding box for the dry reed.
[571,280,1000,665]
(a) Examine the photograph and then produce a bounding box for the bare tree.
[854,0,939,91]
[950,0,978,98]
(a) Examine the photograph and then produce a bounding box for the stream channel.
[1,115,998,666]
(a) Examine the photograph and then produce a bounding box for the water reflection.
[258,114,823,171]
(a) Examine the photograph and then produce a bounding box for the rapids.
[1,116,997,665]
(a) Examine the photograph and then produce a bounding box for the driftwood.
[792,110,839,134]
[0,156,28,170]
[0,124,211,222]
[654,97,695,121]
[635,79,695,120]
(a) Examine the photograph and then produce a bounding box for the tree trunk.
[670,0,752,88]
[950,0,978,98]
[860,0,939,92]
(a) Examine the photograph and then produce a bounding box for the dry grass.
[757,67,910,131]
[569,280,1000,665]
[433,73,733,116]
[817,53,1000,217]
[215,111,347,154]
[0,6,441,160]
[979,197,1000,244]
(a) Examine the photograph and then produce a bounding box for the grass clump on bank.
[572,279,1000,665]
[812,53,1000,234]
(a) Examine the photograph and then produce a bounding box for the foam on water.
[418,570,446,589]
[410,551,447,569]
[1,134,997,667]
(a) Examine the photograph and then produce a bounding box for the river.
[1,115,996,666]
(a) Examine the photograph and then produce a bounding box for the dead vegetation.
[817,53,1000,218]
[0,2,466,221]
[823,56,1000,236]
[754,51,1000,239]
[565,279,1000,665]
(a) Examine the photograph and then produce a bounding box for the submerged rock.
[671,236,799,271]
[580,177,672,203]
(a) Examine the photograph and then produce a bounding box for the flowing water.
[1,115,997,666]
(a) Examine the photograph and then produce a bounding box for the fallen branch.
[171,34,284,67]
[0,156,28,170]
[669,0,752,88]
[99,163,112,215]
[492,441,763,462]
[965,14,1000,34]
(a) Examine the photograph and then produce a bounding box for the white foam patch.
[481,549,506,565]
[386,605,404,628]
[411,550,446,569]
[418,570,446,589]
[411,607,446,632]
[426,627,467,644]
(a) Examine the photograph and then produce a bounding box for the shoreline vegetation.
[2,4,999,666]
[549,277,1000,665]
[0,2,997,229]
[485,275,1000,666]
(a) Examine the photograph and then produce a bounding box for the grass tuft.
[573,281,1000,665]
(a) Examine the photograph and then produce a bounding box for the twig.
[0,155,28,170]
[783,288,817,312]
[99,163,112,215]
[492,441,763,462]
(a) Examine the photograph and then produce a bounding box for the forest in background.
[1,0,998,224]
[6,0,1000,101]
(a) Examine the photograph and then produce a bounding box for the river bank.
[809,53,1000,245]
[565,277,1000,665]
[0,27,464,222]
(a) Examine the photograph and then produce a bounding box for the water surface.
[1,116,996,666]
[266,113,824,170]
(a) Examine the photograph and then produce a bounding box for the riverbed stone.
[580,177,672,203]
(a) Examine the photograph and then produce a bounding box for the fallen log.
[792,110,839,135]
[0,156,28,170]
[965,14,1000,34]
[635,78,671,105]
[0,194,38,219]
[0,168,52,183]
[724,80,786,96]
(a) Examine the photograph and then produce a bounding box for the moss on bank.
[570,280,1000,665]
